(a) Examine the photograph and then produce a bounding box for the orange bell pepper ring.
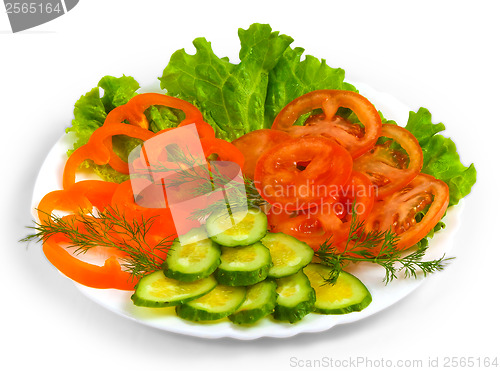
[62,123,154,189]
[36,181,139,290]
[200,137,245,170]
[103,93,215,174]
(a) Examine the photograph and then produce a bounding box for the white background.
[2,0,499,370]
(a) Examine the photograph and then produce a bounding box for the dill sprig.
[135,143,267,220]
[188,176,266,220]
[21,207,174,279]
[315,201,453,285]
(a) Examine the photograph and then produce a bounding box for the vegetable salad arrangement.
[24,24,476,326]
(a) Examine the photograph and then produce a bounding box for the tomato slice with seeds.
[364,173,449,252]
[232,129,291,179]
[272,90,382,159]
[254,137,353,210]
[353,124,423,200]
[267,171,375,250]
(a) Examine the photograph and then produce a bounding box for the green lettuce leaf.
[64,24,476,211]
[66,86,107,151]
[65,75,141,183]
[159,23,293,141]
[66,75,140,150]
[405,108,476,206]
[99,75,140,113]
[145,106,185,133]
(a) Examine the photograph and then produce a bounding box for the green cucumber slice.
[215,242,272,286]
[260,232,314,278]
[131,271,217,308]
[273,270,315,323]
[206,208,268,247]
[163,227,221,282]
[229,280,278,325]
[303,264,372,314]
[176,284,247,321]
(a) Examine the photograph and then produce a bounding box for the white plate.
[31,83,462,340]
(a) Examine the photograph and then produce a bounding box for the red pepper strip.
[36,186,138,290]
[200,138,245,170]
[105,104,149,130]
[104,93,206,129]
[63,123,154,189]
[199,138,246,209]
[175,121,215,139]
[110,179,190,240]
[110,179,155,213]
[43,239,135,290]
[105,119,216,176]
[37,189,92,224]
[67,180,119,211]
[103,93,215,174]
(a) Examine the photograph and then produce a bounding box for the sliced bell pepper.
[103,93,215,174]
[200,137,245,170]
[36,183,138,290]
[63,123,154,189]
[43,238,136,290]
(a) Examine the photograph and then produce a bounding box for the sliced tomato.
[353,124,423,200]
[232,129,291,179]
[254,137,353,210]
[271,90,382,159]
[364,173,449,252]
[267,171,375,249]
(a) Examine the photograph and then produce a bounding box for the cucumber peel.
[206,208,268,247]
[273,270,316,323]
[131,271,217,308]
[303,264,372,314]
[261,232,314,278]
[163,227,221,282]
[215,242,272,286]
[229,280,278,325]
[176,284,247,322]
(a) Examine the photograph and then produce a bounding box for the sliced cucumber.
[176,284,247,321]
[215,242,272,286]
[260,232,314,278]
[131,271,217,308]
[229,280,278,325]
[273,270,316,323]
[206,208,268,247]
[303,264,372,314]
[163,227,221,282]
